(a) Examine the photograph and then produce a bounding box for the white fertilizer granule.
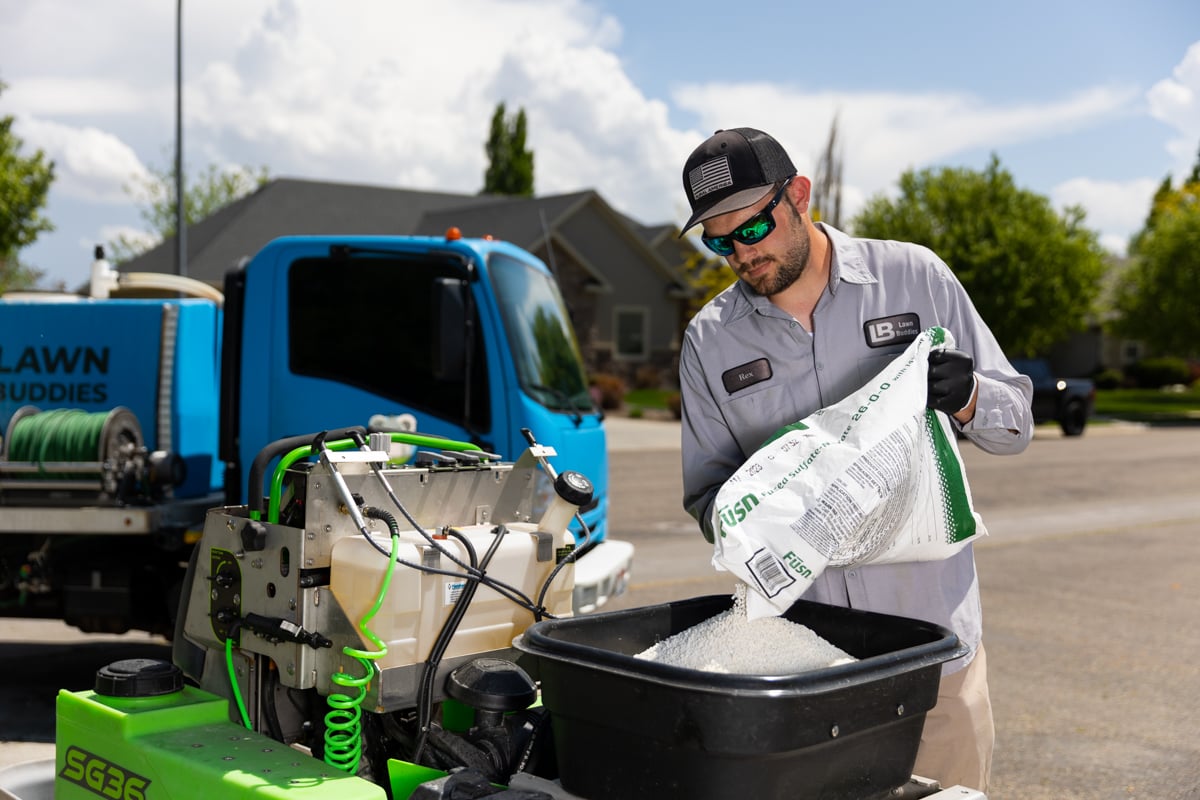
[634,585,858,675]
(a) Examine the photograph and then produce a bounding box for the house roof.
[120,178,696,292]
[121,178,513,282]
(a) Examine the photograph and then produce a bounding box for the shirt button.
[816,363,824,371]
[790,321,798,328]
[847,570,856,577]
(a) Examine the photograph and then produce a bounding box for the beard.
[741,206,811,297]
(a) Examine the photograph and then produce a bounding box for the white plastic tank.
[328,522,575,670]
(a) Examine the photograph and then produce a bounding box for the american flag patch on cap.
[689,156,733,199]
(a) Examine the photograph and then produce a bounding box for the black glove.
[927,349,976,414]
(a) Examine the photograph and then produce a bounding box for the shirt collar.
[818,222,876,292]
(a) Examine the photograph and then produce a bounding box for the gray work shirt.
[679,223,1033,673]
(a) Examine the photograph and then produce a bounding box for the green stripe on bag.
[924,409,977,543]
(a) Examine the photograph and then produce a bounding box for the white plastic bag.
[712,326,985,619]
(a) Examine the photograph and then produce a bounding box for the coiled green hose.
[6,409,110,476]
[323,529,398,774]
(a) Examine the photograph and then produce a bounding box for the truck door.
[231,242,499,502]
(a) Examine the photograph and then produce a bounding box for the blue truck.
[0,231,631,635]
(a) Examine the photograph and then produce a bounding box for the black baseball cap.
[680,128,797,233]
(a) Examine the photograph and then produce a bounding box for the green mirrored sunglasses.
[701,177,794,256]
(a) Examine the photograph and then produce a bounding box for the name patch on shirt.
[863,313,921,348]
[722,358,772,394]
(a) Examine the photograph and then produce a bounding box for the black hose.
[247,426,366,517]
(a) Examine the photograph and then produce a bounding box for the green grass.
[1094,387,1200,421]
[623,388,677,410]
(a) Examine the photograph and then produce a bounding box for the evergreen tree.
[483,103,534,196]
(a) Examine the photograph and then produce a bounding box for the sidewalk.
[604,415,682,452]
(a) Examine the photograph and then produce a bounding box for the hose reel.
[1,406,184,504]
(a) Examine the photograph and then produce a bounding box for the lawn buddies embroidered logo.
[863,313,921,348]
[721,358,772,395]
[689,156,733,199]
[59,746,151,800]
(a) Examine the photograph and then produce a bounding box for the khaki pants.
[912,643,994,792]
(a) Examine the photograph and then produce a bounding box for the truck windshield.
[488,252,593,415]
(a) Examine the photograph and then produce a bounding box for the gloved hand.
[927,349,976,414]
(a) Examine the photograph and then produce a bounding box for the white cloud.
[673,83,1138,203]
[1147,40,1200,176]
[13,117,150,204]
[1051,176,1159,255]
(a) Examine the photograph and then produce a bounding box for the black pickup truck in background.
[1009,358,1096,436]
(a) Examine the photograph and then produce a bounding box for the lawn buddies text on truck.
[0,231,632,635]
[0,425,983,800]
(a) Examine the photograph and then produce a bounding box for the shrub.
[667,392,682,420]
[1125,357,1192,389]
[633,364,661,390]
[589,373,627,409]
[1092,368,1124,390]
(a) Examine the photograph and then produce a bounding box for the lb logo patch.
[59,745,151,800]
[863,313,921,348]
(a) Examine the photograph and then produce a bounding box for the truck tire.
[1060,399,1087,436]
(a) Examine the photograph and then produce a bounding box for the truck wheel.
[1060,400,1087,436]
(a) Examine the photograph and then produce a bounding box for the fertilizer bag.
[712,326,985,619]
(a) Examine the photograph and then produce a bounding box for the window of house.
[614,307,648,361]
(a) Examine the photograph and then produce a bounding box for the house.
[121,177,702,387]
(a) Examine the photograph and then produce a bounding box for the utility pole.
[175,0,187,277]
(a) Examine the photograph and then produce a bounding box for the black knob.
[554,471,593,507]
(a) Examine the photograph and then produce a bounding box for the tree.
[851,155,1107,356]
[1112,148,1200,357]
[0,80,55,292]
[811,112,845,228]
[482,103,534,196]
[107,162,269,262]
[684,250,736,318]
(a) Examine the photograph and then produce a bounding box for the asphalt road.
[2,419,1199,799]
[601,419,1200,800]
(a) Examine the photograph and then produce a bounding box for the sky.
[3,0,1199,290]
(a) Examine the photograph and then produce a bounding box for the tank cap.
[445,658,536,713]
[554,471,593,506]
[94,659,184,698]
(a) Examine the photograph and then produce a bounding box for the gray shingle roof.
[120,177,694,290]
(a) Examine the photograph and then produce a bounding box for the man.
[677,127,1033,791]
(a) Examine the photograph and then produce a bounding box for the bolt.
[830,724,839,738]
[896,704,905,716]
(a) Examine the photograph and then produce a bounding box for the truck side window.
[287,256,490,430]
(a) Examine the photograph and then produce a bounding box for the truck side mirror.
[432,277,467,380]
